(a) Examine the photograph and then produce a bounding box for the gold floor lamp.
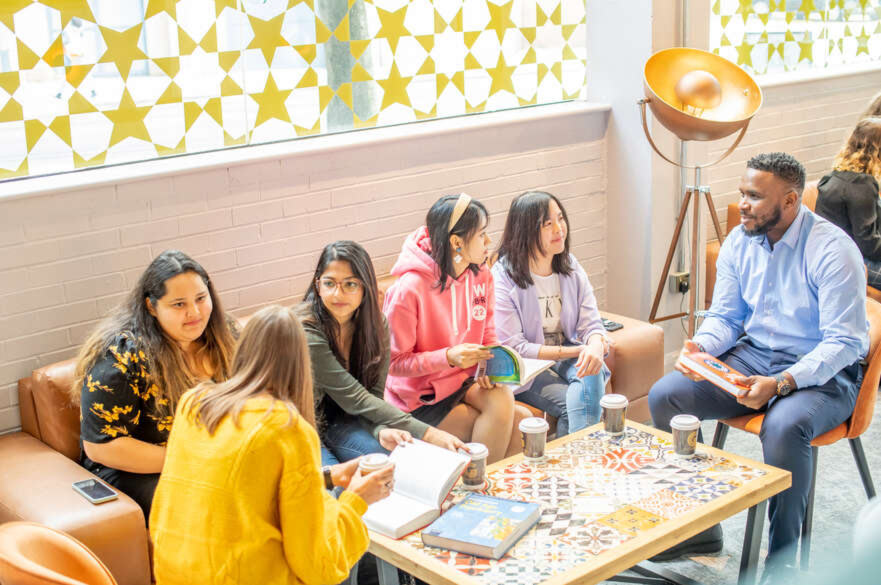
[641,47,763,336]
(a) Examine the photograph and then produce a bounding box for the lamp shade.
[643,47,762,142]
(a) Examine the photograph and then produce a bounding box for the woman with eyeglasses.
[297,241,465,466]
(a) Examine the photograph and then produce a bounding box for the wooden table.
[368,421,790,585]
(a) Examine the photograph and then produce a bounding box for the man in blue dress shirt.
[649,152,868,581]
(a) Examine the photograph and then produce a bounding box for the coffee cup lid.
[519,417,549,433]
[359,453,390,470]
[600,393,628,408]
[461,442,488,459]
[670,414,701,430]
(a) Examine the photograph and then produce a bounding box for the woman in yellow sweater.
[149,305,395,585]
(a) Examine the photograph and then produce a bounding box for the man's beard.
[742,205,782,237]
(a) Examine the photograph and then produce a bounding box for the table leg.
[376,558,400,585]
[738,501,767,585]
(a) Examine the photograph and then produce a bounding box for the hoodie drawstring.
[451,281,458,336]
[466,273,472,333]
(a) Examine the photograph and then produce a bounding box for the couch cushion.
[0,432,150,585]
[30,359,80,462]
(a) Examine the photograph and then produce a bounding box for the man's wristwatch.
[322,465,334,491]
[775,373,794,397]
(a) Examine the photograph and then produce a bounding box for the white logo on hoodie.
[472,305,486,321]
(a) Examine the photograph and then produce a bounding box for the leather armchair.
[2,361,150,585]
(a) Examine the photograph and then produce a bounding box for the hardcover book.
[679,351,750,397]
[362,440,469,539]
[420,494,541,559]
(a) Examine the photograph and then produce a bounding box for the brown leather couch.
[376,275,664,423]
[0,271,663,585]
[706,180,881,306]
[3,360,151,585]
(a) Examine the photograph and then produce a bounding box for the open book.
[476,345,554,387]
[361,439,470,539]
[679,351,750,397]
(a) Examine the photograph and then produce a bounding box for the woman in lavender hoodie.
[492,191,611,436]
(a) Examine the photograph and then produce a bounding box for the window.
[711,0,881,76]
[0,0,586,181]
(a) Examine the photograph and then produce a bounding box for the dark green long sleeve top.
[304,321,430,440]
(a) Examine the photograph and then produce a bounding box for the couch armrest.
[602,312,664,424]
[0,432,151,585]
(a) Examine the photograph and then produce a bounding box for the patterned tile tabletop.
[396,424,770,585]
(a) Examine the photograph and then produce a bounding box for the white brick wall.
[707,71,881,233]
[0,107,609,434]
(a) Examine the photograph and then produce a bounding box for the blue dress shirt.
[694,205,869,389]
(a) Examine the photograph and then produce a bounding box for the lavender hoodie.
[491,254,610,392]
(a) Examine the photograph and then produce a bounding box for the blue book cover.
[421,494,540,559]
[482,346,521,383]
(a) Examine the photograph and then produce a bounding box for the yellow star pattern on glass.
[103,89,153,147]
[378,63,412,109]
[40,0,96,28]
[251,73,293,126]
[486,52,516,96]
[375,5,409,54]
[144,0,176,20]
[486,0,516,44]
[98,23,147,80]
[247,12,289,65]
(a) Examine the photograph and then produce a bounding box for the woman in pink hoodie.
[383,194,530,463]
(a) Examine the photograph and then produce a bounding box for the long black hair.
[497,191,574,289]
[298,241,385,390]
[426,194,489,292]
[72,250,236,418]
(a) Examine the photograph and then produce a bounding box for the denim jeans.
[648,337,861,568]
[320,401,389,465]
[516,356,607,437]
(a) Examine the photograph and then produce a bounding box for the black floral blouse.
[80,333,172,469]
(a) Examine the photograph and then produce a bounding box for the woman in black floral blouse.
[71,250,236,519]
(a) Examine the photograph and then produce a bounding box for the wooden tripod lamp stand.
[640,48,762,336]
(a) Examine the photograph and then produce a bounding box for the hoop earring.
[454,247,463,264]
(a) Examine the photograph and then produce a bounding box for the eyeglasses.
[317,278,363,295]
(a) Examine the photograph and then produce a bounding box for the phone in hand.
[602,318,624,332]
[72,479,118,504]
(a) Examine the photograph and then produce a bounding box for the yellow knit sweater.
[149,393,369,585]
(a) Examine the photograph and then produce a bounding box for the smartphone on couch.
[72,479,118,505]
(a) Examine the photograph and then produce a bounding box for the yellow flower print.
[85,374,113,394]
[148,413,174,432]
[109,345,133,374]
[100,424,130,438]
[89,403,133,423]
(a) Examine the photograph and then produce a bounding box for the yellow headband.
[448,193,473,232]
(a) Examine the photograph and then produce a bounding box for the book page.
[520,357,554,385]
[390,440,469,508]
[362,492,437,538]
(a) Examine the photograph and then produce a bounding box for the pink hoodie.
[383,226,498,412]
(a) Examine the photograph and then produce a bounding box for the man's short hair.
[746,152,806,193]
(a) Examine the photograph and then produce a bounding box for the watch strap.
[322,466,334,491]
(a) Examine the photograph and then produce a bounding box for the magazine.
[476,345,554,387]
[679,351,750,397]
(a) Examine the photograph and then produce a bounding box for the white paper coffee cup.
[600,393,628,435]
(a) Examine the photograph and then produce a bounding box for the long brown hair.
[861,90,881,120]
[71,250,235,419]
[185,305,315,435]
[496,191,574,289]
[833,117,881,182]
[297,241,385,391]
